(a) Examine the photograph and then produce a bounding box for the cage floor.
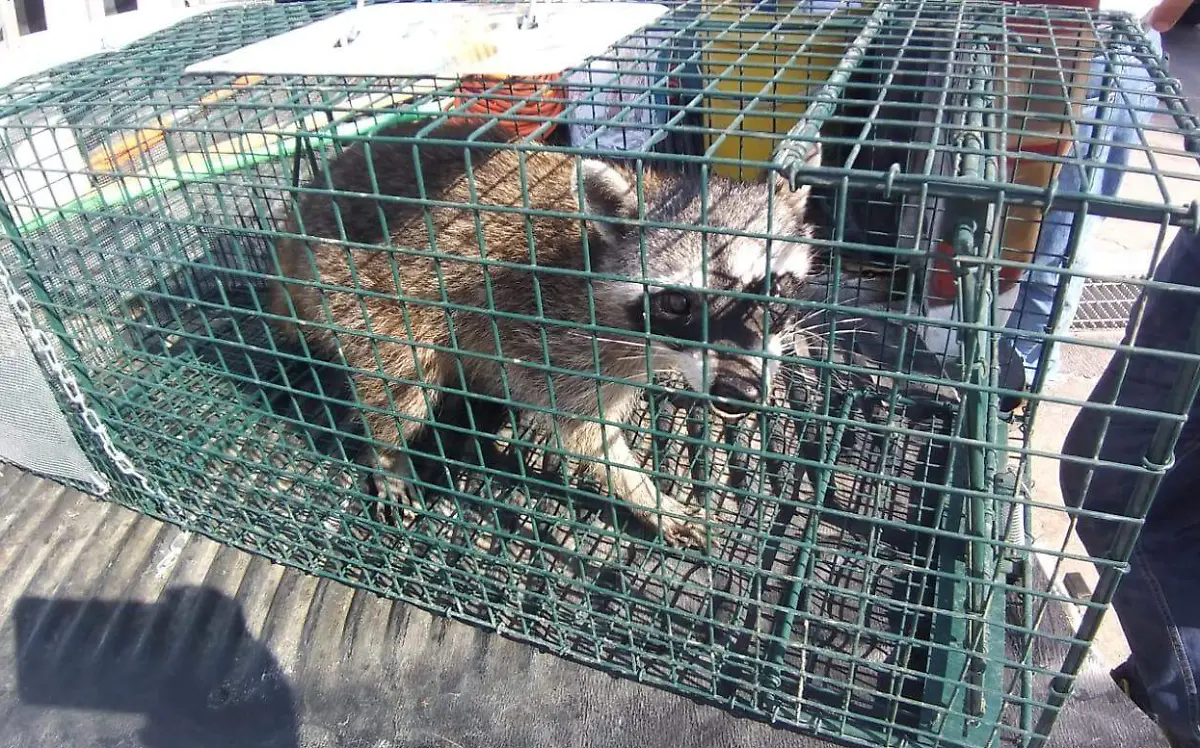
[55,262,989,743]
[0,467,1169,748]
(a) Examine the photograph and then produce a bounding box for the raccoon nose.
[710,379,761,419]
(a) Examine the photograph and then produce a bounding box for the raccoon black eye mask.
[269,119,820,548]
[638,272,807,417]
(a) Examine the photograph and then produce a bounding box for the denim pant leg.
[1001,31,1163,389]
[1061,228,1200,746]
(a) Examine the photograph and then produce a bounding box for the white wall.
[0,0,258,85]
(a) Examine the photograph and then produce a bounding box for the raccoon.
[268,120,819,547]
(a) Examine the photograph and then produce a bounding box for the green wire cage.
[1,0,1198,746]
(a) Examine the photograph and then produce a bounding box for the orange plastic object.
[929,1,1099,301]
[927,237,1031,302]
[996,2,1099,271]
[450,75,566,141]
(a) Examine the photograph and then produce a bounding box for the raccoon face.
[573,154,818,419]
[641,247,809,418]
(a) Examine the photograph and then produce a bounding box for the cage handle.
[772,0,895,185]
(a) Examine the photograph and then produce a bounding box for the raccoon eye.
[768,301,794,325]
[656,291,692,318]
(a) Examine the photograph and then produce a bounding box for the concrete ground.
[1026,23,1200,671]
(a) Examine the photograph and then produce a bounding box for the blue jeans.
[1001,29,1164,390]
[1061,227,1200,747]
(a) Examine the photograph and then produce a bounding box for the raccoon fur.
[268,120,819,547]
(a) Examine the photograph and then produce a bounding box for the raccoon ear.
[574,159,639,240]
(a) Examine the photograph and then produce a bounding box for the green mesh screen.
[1,1,1199,747]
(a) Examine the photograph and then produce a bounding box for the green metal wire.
[2,1,1200,747]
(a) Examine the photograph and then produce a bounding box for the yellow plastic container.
[699,0,877,181]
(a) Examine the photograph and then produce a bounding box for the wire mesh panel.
[1,1,1199,747]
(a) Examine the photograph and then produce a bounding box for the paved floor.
[1026,23,1200,671]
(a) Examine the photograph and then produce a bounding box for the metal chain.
[0,257,194,532]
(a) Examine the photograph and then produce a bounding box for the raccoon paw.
[368,474,419,528]
[660,515,706,549]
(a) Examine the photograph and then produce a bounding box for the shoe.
[998,376,1029,417]
[999,387,1029,417]
[1112,659,1198,748]
[999,395,1025,416]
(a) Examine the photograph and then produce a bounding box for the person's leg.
[1000,30,1164,394]
[1061,228,1200,747]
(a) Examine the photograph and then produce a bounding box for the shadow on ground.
[11,586,299,748]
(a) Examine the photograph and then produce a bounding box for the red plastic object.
[451,75,567,141]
